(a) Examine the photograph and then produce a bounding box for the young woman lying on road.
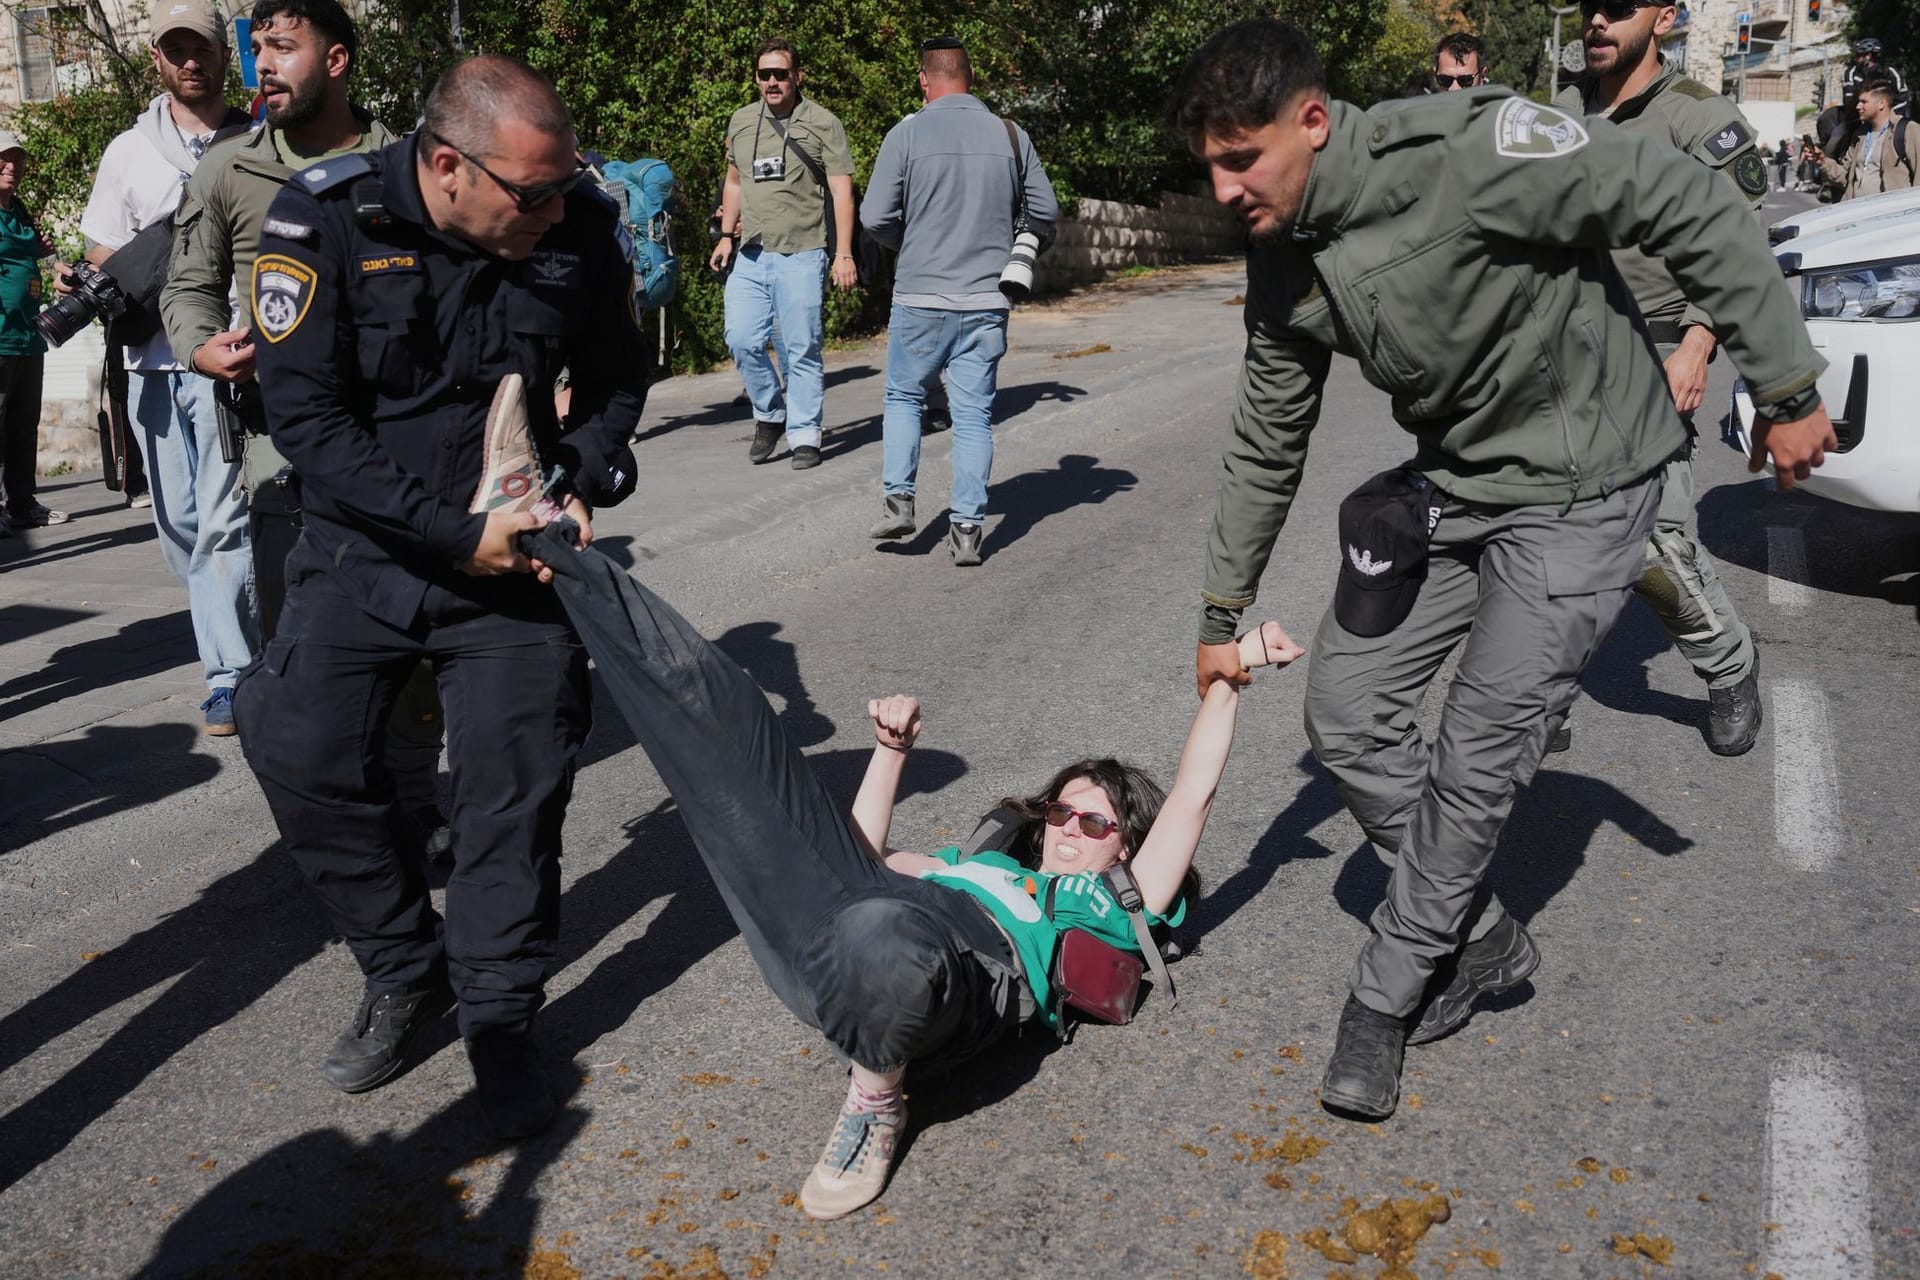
[582,567,1301,1219]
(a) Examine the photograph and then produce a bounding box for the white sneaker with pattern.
[798,1093,907,1220]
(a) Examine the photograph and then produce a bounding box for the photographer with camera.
[0,132,60,536]
[857,36,1057,567]
[708,39,857,472]
[72,0,253,730]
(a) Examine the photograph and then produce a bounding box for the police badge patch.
[1734,151,1769,197]
[1493,98,1590,159]
[252,253,317,343]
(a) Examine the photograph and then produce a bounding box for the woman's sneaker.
[799,1092,907,1220]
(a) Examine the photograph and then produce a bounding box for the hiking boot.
[868,494,916,539]
[467,1030,558,1141]
[799,1092,907,1220]
[322,982,455,1093]
[748,421,782,463]
[1706,659,1762,757]
[947,521,983,567]
[791,445,822,470]
[201,687,237,737]
[1407,915,1541,1046]
[1547,719,1572,754]
[1320,995,1408,1121]
[9,503,68,527]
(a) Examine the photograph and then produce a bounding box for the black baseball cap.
[921,35,965,52]
[1334,469,1438,638]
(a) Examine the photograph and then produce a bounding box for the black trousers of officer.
[234,540,590,1037]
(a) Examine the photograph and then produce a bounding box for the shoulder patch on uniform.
[1700,118,1753,161]
[1492,98,1589,159]
[292,153,373,195]
[252,253,317,343]
[1734,150,1769,197]
[262,216,315,242]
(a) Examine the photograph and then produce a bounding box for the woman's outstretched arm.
[1130,621,1306,914]
[849,694,921,861]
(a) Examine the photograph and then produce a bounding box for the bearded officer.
[235,54,643,1140]
[1554,0,1770,756]
[1170,20,1833,1121]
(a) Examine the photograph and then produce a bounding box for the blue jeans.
[128,370,258,690]
[880,306,1007,525]
[724,246,827,448]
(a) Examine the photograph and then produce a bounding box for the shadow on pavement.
[0,609,196,725]
[635,363,880,443]
[135,1077,589,1278]
[1579,603,1705,731]
[0,721,220,858]
[1186,751,1347,947]
[0,519,157,572]
[875,453,1137,561]
[1698,478,1920,621]
[996,378,1085,422]
[0,839,328,1195]
[1328,767,1694,930]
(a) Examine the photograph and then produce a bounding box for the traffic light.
[1738,16,1751,52]
[1808,0,1821,22]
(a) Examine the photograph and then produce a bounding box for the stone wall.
[1032,190,1243,295]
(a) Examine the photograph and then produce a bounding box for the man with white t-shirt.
[78,0,255,735]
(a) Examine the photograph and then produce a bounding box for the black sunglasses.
[1579,0,1656,20]
[1042,801,1121,841]
[1432,73,1481,89]
[431,132,586,213]
[755,66,792,82]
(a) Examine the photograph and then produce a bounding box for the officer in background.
[1554,0,1766,756]
[1170,20,1834,1121]
[237,54,644,1140]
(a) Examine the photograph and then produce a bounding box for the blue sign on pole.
[234,17,257,88]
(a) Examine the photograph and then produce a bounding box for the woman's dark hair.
[1165,19,1325,143]
[1000,758,1202,907]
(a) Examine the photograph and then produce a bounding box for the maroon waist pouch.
[1051,928,1146,1026]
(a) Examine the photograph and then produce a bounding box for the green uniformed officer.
[1554,0,1770,756]
[1169,19,1836,1121]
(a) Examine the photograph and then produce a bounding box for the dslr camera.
[750,155,786,183]
[998,223,1042,302]
[36,259,126,348]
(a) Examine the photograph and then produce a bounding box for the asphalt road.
[3,187,1916,1279]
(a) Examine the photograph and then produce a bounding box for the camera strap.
[1002,117,1028,228]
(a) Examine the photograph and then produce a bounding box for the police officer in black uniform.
[236,54,644,1139]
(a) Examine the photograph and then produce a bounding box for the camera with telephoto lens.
[36,259,126,348]
[998,225,1042,302]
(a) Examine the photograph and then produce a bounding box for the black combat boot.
[1320,995,1408,1120]
[322,982,455,1093]
[1407,915,1541,1045]
[1706,657,1762,756]
[468,1030,558,1141]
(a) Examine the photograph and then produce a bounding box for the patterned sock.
[847,1076,904,1114]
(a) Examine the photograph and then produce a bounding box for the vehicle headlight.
[1802,258,1920,321]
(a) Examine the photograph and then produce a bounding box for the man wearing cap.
[707,38,858,471]
[859,36,1058,566]
[1553,0,1768,756]
[77,0,254,732]
[1171,20,1834,1121]
[0,131,60,535]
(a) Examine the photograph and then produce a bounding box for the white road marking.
[1767,1054,1875,1280]
[1772,680,1841,871]
[1767,525,1813,610]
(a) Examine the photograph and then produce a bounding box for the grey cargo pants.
[1304,474,1662,1018]
[1635,433,1754,689]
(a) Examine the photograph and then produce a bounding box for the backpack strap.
[771,111,843,252]
[1002,116,1029,226]
[1103,861,1177,1010]
[958,805,1023,859]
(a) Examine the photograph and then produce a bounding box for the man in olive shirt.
[1555,0,1768,756]
[707,39,858,471]
[1171,20,1835,1121]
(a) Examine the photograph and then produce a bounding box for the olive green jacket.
[1554,60,1769,330]
[1199,90,1821,642]
[162,110,394,371]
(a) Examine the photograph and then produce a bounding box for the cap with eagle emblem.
[1334,468,1440,638]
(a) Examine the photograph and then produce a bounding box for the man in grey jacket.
[859,36,1058,566]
